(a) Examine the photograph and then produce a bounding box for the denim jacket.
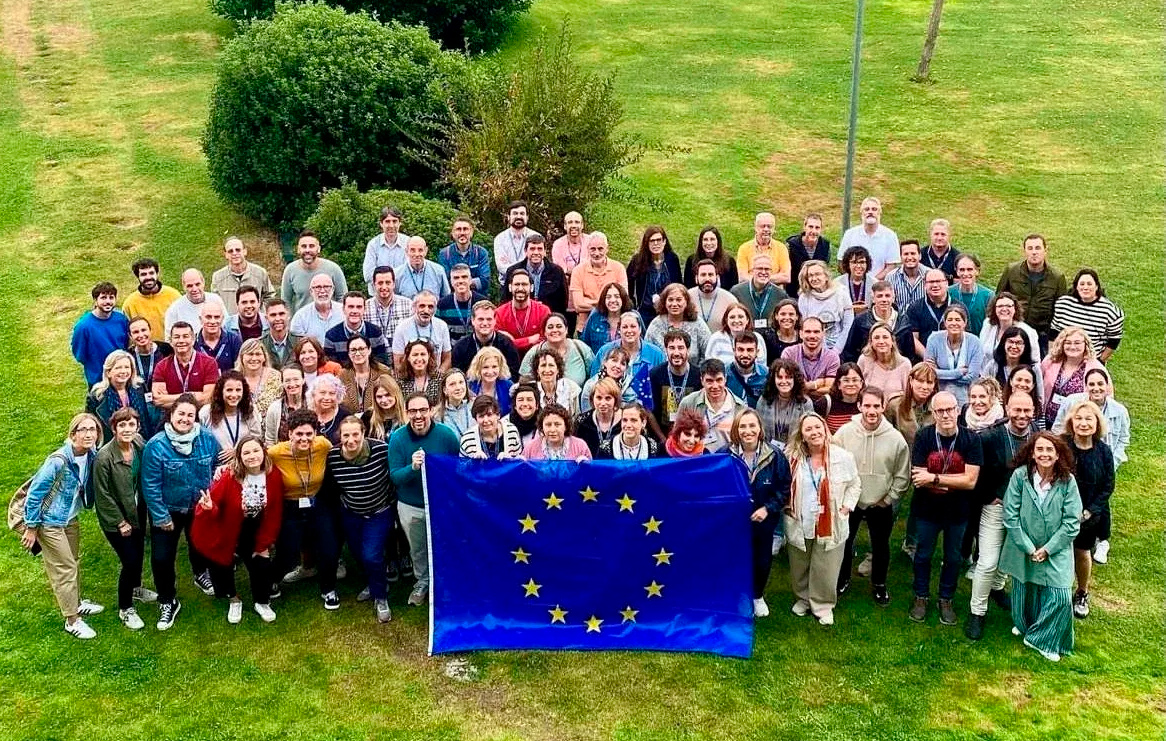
[141,427,220,526]
[24,445,96,528]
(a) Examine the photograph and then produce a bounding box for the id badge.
[1051,393,1068,407]
[144,392,153,404]
[753,319,768,329]
[666,392,679,421]
[298,497,312,509]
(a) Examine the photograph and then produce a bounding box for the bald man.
[904,268,959,363]
[164,268,226,336]
[211,236,275,313]
[393,236,451,300]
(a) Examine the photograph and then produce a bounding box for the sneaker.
[269,583,282,600]
[837,578,851,596]
[120,607,145,630]
[1092,540,1110,564]
[752,597,770,618]
[909,597,928,623]
[872,585,890,606]
[964,613,986,641]
[254,603,277,623]
[65,618,96,639]
[817,611,834,626]
[336,562,348,580]
[375,599,392,623]
[1073,590,1090,619]
[282,565,317,584]
[857,552,873,577]
[132,587,158,603]
[407,585,428,606]
[386,561,400,583]
[938,599,958,626]
[322,591,341,610]
[791,599,811,617]
[227,601,243,624]
[194,571,215,596]
[1023,637,1061,662]
[770,534,786,556]
[157,600,181,631]
[990,588,1012,611]
[357,587,372,602]
[399,555,413,576]
[1012,626,1022,636]
[78,599,105,616]
[901,540,917,559]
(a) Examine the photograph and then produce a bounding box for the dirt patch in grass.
[1091,591,1132,615]
[2,0,34,66]
[739,57,794,76]
[44,24,94,53]
[161,30,220,54]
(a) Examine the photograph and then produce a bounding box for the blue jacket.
[730,442,792,515]
[438,243,492,293]
[86,384,159,441]
[726,363,768,409]
[580,310,618,354]
[141,427,220,526]
[24,445,96,528]
[71,310,130,386]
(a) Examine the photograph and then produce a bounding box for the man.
[152,322,220,407]
[210,236,275,314]
[948,253,994,335]
[886,239,927,310]
[908,392,982,626]
[780,317,840,399]
[730,254,788,329]
[392,291,452,370]
[840,280,910,363]
[785,213,832,299]
[551,210,589,283]
[569,232,628,334]
[736,212,792,286]
[678,358,747,453]
[438,218,491,292]
[995,233,1067,349]
[324,292,389,366]
[362,206,411,288]
[964,390,1035,640]
[725,332,767,408]
[501,235,568,315]
[289,274,344,342]
[592,311,666,376]
[920,219,962,283]
[493,200,541,284]
[364,266,413,345]
[223,285,268,341]
[127,315,173,389]
[495,269,551,357]
[688,259,736,333]
[649,329,702,435]
[281,230,348,313]
[163,269,226,337]
[839,197,900,280]
[72,282,130,386]
[451,301,521,379]
[435,264,485,342]
[904,269,955,363]
[123,257,181,340]
[260,299,302,369]
[194,301,242,373]
[395,236,451,300]
[387,392,460,606]
[833,387,911,605]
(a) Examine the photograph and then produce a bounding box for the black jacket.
[785,233,832,298]
[628,251,682,323]
[451,333,521,381]
[501,260,568,316]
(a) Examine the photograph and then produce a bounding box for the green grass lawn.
[1,0,1163,738]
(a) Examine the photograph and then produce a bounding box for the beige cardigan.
[783,444,862,552]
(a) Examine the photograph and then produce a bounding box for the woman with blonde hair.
[960,378,1005,432]
[362,374,406,441]
[797,260,853,352]
[264,364,307,445]
[468,346,514,415]
[235,338,282,419]
[86,349,155,441]
[1061,400,1113,621]
[1040,326,1103,428]
[857,322,910,398]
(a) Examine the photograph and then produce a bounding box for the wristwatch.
[932,474,940,486]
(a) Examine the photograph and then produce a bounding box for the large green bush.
[203,3,473,229]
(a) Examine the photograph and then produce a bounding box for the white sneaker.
[227,601,243,624]
[78,599,105,616]
[856,552,873,577]
[254,603,277,623]
[357,587,372,602]
[282,565,317,584]
[791,599,811,617]
[119,608,145,631]
[770,534,786,556]
[1023,637,1060,662]
[1011,626,1022,636]
[752,597,770,618]
[407,585,428,606]
[133,587,158,603]
[375,599,392,623]
[336,562,348,580]
[1092,540,1110,564]
[65,618,96,639]
[817,611,835,626]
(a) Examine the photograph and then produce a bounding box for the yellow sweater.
[268,437,332,499]
[123,287,182,340]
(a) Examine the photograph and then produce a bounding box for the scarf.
[792,454,833,538]
[963,401,1005,431]
[164,422,200,456]
[509,410,538,440]
[665,436,705,458]
[808,284,839,302]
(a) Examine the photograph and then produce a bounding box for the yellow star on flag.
[644,581,664,598]
[585,615,604,633]
[548,605,568,624]
[522,578,542,598]
[652,548,673,566]
[543,492,564,510]
[620,606,639,623]
[518,514,539,533]
[511,547,531,564]
[615,493,636,512]
[642,516,662,534]
[579,486,600,502]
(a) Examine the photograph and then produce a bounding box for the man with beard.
[886,239,927,310]
[687,259,736,333]
[122,258,181,340]
[290,274,344,342]
[438,218,491,293]
[362,206,411,288]
[677,358,747,453]
[164,269,226,337]
[495,269,551,358]
[210,236,275,314]
[779,317,840,400]
[72,282,130,386]
[281,230,348,313]
[493,200,542,285]
[725,331,768,408]
[223,286,268,341]
[839,197,900,281]
[501,235,567,316]
[259,300,301,370]
[649,329,701,435]
[785,213,832,299]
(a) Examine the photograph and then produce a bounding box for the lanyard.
[667,368,688,405]
[529,267,543,297]
[849,280,865,303]
[748,286,768,318]
[452,297,472,328]
[511,304,532,338]
[697,292,720,324]
[224,411,242,445]
[293,445,314,496]
[174,358,194,392]
[926,302,945,331]
[412,321,433,342]
[617,437,645,460]
[408,267,426,295]
[935,430,958,474]
[135,348,157,382]
[594,414,617,444]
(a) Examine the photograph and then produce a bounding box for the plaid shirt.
[365,294,414,343]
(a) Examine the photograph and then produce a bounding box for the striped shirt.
[886,267,926,309]
[1049,295,1124,354]
[326,438,392,516]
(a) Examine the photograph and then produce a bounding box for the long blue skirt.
[1012,581,1074,657]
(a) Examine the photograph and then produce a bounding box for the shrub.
[203,3,473,229]
[441,25,641,236]
[305,182,460,288]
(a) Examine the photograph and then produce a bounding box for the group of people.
[34,199,1129,663]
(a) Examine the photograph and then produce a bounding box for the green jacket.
[93,437,145,532]
[999,466,1082,588]
[995,261,1067,334]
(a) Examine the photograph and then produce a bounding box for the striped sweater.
[325,438,392,516]
[1049,295,1124,354]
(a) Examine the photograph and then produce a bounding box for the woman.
[947,254,994,335]
[127,314,173,387]
[508,383,542,448]
[705,303,768,368]
[339,334,391,414]
[362,374,406,441]
[1050,268,1124,363]
[833,246,874,316]
[294,336,342,391]
[979,292,1041,366]
[770,299,802,358]
[816,362,865,433]
[531,346,583,417]
[757,359,814,446]
[460,395,523,459]
[961,378,1005,431]
[665,408,708,458]
[1051,367,1129,471]
[265,364,307,446]
[797,260,853,351]
[580,283,634,354]
[924,304,983,405]
[192,436,283,624]
[574,378,624,455]
[436,369,474,438]
[682,226,738,289]
[86,349,155,441]
[308,372,351,444]
[1040,326,1104,428]
[597,402,662,459]
[983,326,1045,402]
[199,370,264,462]
[783,412,861,626]
[729,409,792,618]
[468,346,514,415]
[1061,400,1113,621]
[522,403,592,461]
[93,407,156,630]
[999,433,1082,662]
[395,339,444,407]
[20,413,103,639]
[519,313,595,387]
[580,346,650,412]
[1005,366,1046,431]
[325,416,394,623]
[236,338,282,420]
[628,226,683,323]
[858,322,910,398]
[644,283,711,363]
[885,363,938,447]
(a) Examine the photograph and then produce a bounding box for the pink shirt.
[552,234,590,281]
[857,355,911,398]
[569,259,628,331]
[522,435,593,461]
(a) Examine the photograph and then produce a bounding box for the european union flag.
[424,455,754,658]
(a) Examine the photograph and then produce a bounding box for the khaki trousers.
[788,537,845,618]
[39,521,82,619]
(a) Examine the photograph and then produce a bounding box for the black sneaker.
[399,555,413,576]
[156,600,182,631]
[194,571,214,596]
[990,588,1012,611]
[1072,590,1090,619]
[837,578,851,596]
[322,591,341,611]
[872,585,890,606]
[964,613,986,641]
[386,560,400,583]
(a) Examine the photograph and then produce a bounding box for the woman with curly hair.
[644,283,711,362]
[199,370,263,464]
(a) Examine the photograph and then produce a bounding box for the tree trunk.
[914,0,946,82]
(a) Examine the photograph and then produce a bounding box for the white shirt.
[392,316,452,356]
[289,301,344,342]
[493,228,541,283]
[163,293,226,337]
[839,223,901,276]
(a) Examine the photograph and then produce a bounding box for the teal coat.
[999,466,1082,588]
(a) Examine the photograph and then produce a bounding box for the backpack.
[7,453,68,553]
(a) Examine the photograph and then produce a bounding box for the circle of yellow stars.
[512,484,669,633]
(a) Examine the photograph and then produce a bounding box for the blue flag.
[424,455,754,658]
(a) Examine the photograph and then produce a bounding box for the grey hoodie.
[833,413,911,507]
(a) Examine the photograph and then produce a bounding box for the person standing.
[122,258,181,340]
[493,201,541,285]
[730,254,787,330]
[496,269,551,359]
[1062,400,1114,621]
[150,322,220,408]
[362,206,411,288]
[995,233,1067,351]
[736,212,792,288]
[919,219,962,282]
[683,226,739,291]
[224,286,269,341]
[365,267,414,346]
[289,274,344,343]
[439,217,492,292]
[72,282,130,387]
[260,300,303,370]
[886,240,927,310]
[126,315,173,389]
[164,269,226,337]
[194,301,243,373]
[797,261,853,352]
[569,232,628,335]
[648,329,701,437]
[395,236,451,301]
[780,317,841,401]
[627,226,683,323]
[785,213,831,299]
[451,301,521,379]
[501,235,568,316]
[924,304,983,405]
[86,350,156,442]
[211,237,275,314]
[1049,268,1125,363]
[688,260,737,333]
[323,293,389,366]
[459,395,524,459]
[839,197,900,280]
[904,269,954,364]
[947,254,994,335]
[281,230,348,313]
[677,358,747,453]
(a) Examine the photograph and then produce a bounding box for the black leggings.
[840,504,896,587]
[207,517,272,603]
[103,528,145,610]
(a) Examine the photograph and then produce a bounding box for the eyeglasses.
[407,408,430,416]
[925,279,947,285]
[933,407,959,416]
[350,346,370,353]
[75,426,99,434]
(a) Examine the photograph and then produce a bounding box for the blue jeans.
[912,518,967,600]
[340,507,392,601]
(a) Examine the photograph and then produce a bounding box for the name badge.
[144,392,153,404]
[298,497,312,509]
[1051,393,1069,407]
[753,319,768,329]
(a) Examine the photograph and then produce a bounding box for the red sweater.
[191,468,284,566]
[495,299,551,353]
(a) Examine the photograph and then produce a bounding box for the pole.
[842,0,865,232]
